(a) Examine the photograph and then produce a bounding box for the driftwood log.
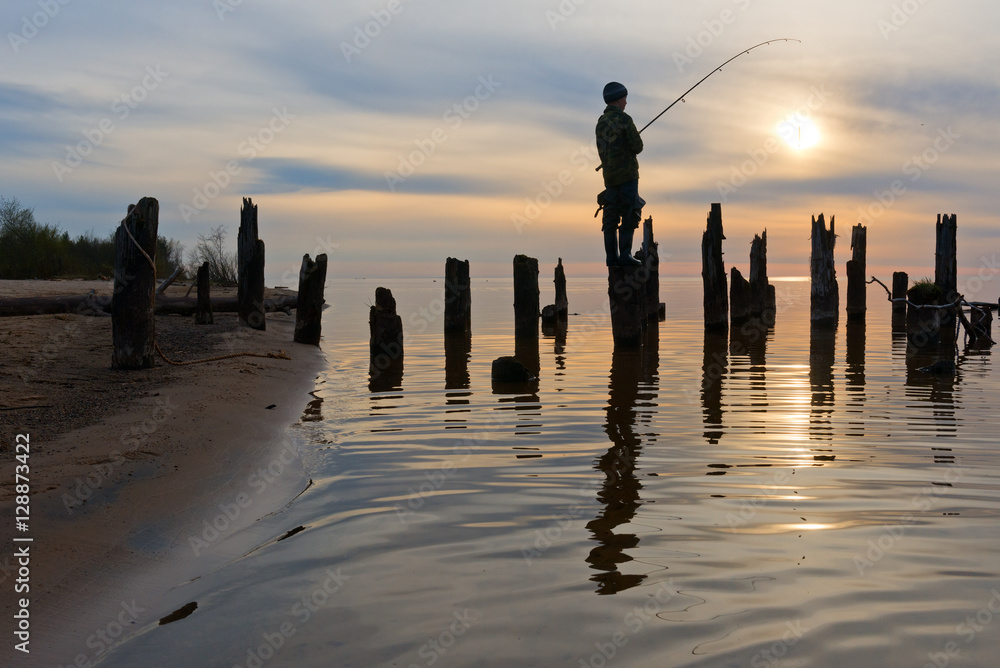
[702,203,728,330]
[156,266,184,295]
[0,294,297,317]
[810,213,838,327]
[238,197,266,330]
[294,253,327,345]
[112,198,159,370]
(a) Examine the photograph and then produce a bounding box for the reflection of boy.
[596,81,644,267]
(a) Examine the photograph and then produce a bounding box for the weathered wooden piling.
[238,197,266,330]
[195,261,213,325]
[639,217,663,320]
[294,253,327,345]
[970,304,994,346]
[444,257,471,334]
[846,223,867,321]
[542,258,569,324]
[370,286,403,366]
[906,281,943,348]
[935,213,958,341]
[891,271,908,332]
[112,197,159,370]
[810,213,838,327]
[702,203,728,330]
[608,265,647,348]
[513,255,539,338]
[729,267,751,325]
[749,230,769,319]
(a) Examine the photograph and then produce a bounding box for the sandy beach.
[0,278,326,665]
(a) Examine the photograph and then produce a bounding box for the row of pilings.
[699,204,994,352]
[111,196,327,370]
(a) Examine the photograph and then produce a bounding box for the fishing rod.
[597,38,801,171]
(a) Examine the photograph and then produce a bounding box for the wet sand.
[0,279,326,664]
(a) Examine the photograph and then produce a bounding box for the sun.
[777,114,821,150]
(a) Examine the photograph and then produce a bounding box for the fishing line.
[597,38,801,171]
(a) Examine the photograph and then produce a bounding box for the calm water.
[101,277,1000,667]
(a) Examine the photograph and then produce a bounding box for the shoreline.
[1,280,326,665]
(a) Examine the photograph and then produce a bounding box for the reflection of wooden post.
[729,267,751,325]
[444,257,471,334]
[238,197,266,330]
[513,255,539,338]
[195,261,213,325]
[608,265,646,347]
[935,213,958,342]
[891,271,908,332]
[294,253,327,345]
[810,213,838,327]
[112,197,158,369]
[846,223,867,321]
[702,203,728,330]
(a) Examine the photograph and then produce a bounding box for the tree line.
[0,196,237,285]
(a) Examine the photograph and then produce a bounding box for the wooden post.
[846,223,867,321]
[639,217,662,320]
[513,254,539,338]
[370,287,403,360]
[906,282,943,348]
[702,203,728,330]
[729,266,751,325]
[542,258,569,325]
[238,197,266,330]
[444,257,471,334]
[112,198,159,369]
[971,305,993,345]
[749,230,769,318]
[554,258,568,319]
[935,213,958,341]
[891,271,908,332]
[195,261,213,325]
[810,213,838,327]
[608,265,647,348]
[294,253,327,345]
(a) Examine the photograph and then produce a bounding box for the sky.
[1,0,998,287]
